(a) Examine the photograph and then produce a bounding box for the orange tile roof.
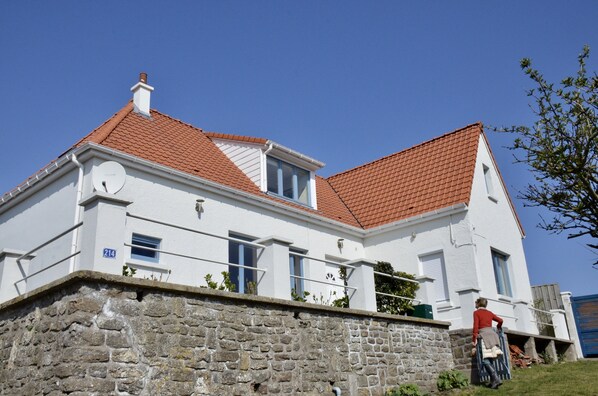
[326,123,482,229]
[70,103,361,228]
[62,104,511,231]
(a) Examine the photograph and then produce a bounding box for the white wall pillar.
[345,259,377,312]
[456,287,480,328]
[415,275,437,319]
[561,292,583,358]
[513,299,538,334]
[78,192,132,275]
[550,309,570,340]
[0,249,35,303]
[254,236,293,300]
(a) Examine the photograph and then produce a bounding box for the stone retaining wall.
[0,272,453,395]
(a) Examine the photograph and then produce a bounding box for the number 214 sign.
[103,248,117,259]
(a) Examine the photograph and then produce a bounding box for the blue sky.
[1,1,596,296]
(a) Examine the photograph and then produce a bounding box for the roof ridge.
[149,108,206,134]
[70,102,134,151]
[327,122,483,181]
[205,131,268,144]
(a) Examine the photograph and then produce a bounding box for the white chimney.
[130,72,154,116]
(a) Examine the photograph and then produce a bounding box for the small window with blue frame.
[131,234,161,262]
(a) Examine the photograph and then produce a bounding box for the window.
[267,156,310,205]
[289,250,304,296]
[420,252,450,303]
[492,250,513,297]
[483,164,496,199]
[229,234,257,294]
[131,234,161,262]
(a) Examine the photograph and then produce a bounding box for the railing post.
[345,259,377,311]
[0,249,35,303]
[550,309,570,340]
[456,287,481,328]
[78,192,132,275]
[513,300,537,334]
[254,236,293,300]
[561,292,583,359]
[415,275,437,319]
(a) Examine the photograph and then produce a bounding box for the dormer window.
[267,156,310,205]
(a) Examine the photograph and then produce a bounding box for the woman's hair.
[476,298,488,308]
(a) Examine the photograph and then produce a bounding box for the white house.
[0,73,561,338]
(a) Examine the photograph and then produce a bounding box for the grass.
[451,360,598,396]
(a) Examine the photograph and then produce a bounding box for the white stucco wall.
[0,139,538,336]
[107,162,364,302]
[467,135,536,333]
[0,168,80,294]
[363,210,478,327]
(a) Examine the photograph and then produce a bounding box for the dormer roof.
[205,132,325,171]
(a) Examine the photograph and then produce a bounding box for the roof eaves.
[0,146,85,210]
[365,203,469,237]
[266,140,325,169]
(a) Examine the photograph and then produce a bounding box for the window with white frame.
[289,250,305,296]
[483,164,496,199]
[228,234,257,294]
[420,251,450,303]
[492,249,513,297]
[131,234,161,262]
[267,156,310,205]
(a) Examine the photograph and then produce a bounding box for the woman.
[472,297,504,389]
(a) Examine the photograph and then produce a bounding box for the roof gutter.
[0,151,80,209]
[364,203,469,238]
[265,140,325,169]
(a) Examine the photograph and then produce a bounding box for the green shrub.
[375,261,419,315]
[203,272,236,292]
[437,369,469,391]
[385,383,423,396]
[122,265,137,277]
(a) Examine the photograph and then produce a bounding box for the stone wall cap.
[0,248,36,259]
[254,235,294,245]
[0,270,451,328]
[79,191,133,207]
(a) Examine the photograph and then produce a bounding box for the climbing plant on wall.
[374,261,419,315]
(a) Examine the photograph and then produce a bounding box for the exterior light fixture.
[337,238,344,249]
[195,198,205,213]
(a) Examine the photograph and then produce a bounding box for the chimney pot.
[131,72,154,116]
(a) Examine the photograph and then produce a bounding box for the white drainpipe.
[69,153,84,273]
[261,143,274,191]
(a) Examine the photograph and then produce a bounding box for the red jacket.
[473,308,503,342]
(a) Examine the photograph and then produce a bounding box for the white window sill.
[125,259,171,273]
[436,301,454,311]
[265,191,314,209]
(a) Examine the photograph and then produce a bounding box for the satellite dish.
[92,161,126,194]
